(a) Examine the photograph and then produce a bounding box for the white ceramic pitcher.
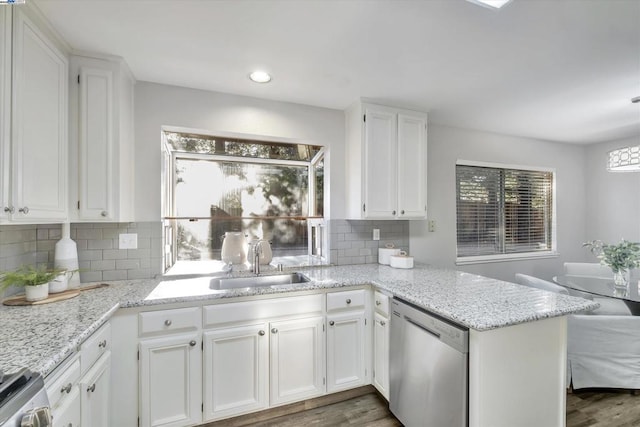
[221,232,248,264]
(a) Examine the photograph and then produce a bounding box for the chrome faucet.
[252,242,262,276]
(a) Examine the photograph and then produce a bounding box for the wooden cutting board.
[2,283,109,306]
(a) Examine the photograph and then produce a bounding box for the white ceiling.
[34,0,640,144]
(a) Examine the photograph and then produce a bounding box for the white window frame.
[455,159,558,266]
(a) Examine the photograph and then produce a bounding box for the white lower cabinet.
[373,312,390,399]
[269,316,325,406]
[53,386,81,427]
[80,352,111,427]
[326,311,366,393]
[203,323,269,421]
[139,332,202,427]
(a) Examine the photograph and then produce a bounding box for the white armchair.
[514,273,640,390]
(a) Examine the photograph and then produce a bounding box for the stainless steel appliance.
[390,298,469,427]
[0,368,52,427]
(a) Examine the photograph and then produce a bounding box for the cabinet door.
[52,386,81,427]
[270,316,325,406]
[363,106,397,218]
[203,323,269,422]
[397,112,427,219]
[78,66,114,220]
[0,8,10,222]
[80,352,110,427]
[326,311,366,393]
[139,333,202,427]
[11,8,67,221]
[373,312,390,400]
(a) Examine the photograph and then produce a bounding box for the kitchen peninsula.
[0,263,597,427]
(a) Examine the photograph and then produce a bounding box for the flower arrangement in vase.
[583,239,640,290]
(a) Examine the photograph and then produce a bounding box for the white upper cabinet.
[7,7,68,223]
[346,102,427,220]
[70,55,135,222]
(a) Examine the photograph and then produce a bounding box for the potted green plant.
[583,239,640,289]
[0,265,66,302]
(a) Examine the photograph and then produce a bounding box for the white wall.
[134,82,345,221]
[585,136,640,243]
[410,124,589,282]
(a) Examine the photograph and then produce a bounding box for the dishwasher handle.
[406,316,441,339]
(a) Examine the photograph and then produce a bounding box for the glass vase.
[613,270,630,297]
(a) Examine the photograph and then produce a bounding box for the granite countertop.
[0,263,598,377]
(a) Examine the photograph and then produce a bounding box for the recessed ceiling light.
[249,71,272,84]
[466,0,513,9]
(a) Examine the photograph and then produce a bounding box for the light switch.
[119,233,138,249]
[373,229,380,241]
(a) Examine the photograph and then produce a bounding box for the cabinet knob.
[101,211,108,217]
[375,300,381,306]
[258,330,265,336]
[18,206,29,214]
[346,299,352,304]
[271,328,278,334]
[329,320,335,326]
[87,383,96,393]
[401,210,405,215]
[3,206,14,213]
[60,383,72,394]
[380,321,386,326]
[98,339,107,348]
[164,319,172,326]
[392,210,396,215]
[189,340,197,346]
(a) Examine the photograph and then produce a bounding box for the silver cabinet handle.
[3,206,14,213]
[189,340,197,346]
[271,328,278,334]
[392,210,396,215]
[60,383,72,394]
[19,207,29,214]
[164,319,172,326]
[375,300,381,306]
[98,339,107,348]
[329,320,335,326]
[258,330,265,336]
[346,299,352,304]
[100,211,108,217]
[380,321,386,326]
[87,383,96,393]
[401,210,405,215]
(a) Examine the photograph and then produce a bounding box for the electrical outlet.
[373,229,380,241]
[119,233,138,249]
[428,220,436,232]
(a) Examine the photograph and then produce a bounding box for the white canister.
[390,251,414,269]
[378,246,401,265]
[48,273,68,294]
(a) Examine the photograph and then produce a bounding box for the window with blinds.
[456,163,554,260]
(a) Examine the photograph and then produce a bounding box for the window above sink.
[161,128,327,274]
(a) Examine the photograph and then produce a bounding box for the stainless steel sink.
[209,272,310,290]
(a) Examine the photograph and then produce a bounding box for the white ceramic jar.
[221,232,248,264]
[390,252,414,269]
[378,246,401,265]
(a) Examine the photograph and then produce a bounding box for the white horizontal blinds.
[503,169,553,253]
[456,166,502,256]
[456,165,553,257]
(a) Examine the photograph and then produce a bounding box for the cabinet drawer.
[374,291,390,317]
[139,307,200,337]
[47,357,80,410]
[80,322,111,375]
[204,294,323,328]
[52,386,80,427]
[327,289,366,312]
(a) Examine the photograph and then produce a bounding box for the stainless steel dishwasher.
[390,297,469,427]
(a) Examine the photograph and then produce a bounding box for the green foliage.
[0,265,66,289]
[583,239,640,273]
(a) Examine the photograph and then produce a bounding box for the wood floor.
[207,387,640,427]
